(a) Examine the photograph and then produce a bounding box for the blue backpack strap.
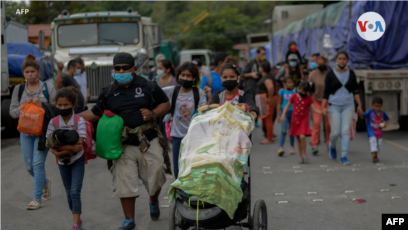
[43,82,49,102]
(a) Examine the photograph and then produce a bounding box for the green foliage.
[4,1,27,22]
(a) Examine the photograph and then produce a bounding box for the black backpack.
[18,82,50,102]
[169,86,199,117]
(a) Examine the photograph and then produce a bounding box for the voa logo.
[356,12,386,41]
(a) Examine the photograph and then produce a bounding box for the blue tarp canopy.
[7,42,54,80]
[272,1,408,69]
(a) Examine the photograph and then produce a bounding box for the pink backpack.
[51,115,96,164]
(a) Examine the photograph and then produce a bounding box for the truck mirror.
[153,26,162,53]
[39,30,45,50]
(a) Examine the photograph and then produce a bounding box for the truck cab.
[45,8,161,102]
[179,49,213,74]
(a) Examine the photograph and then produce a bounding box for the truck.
[271,1,408,131]
[1,1,12,133]
[244,4,323,64]
[179,49,213,73]
[38,8,162,102]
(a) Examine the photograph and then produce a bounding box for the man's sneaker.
[118,217,135,230]
[312,146,319,155]
[340,157,350,165]
[278,147,285,156]
[373,157,380,163]
[329,144,337,160]
[149,200,160,221]
[289,146,296,155]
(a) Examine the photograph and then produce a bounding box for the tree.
[5,1,28,23]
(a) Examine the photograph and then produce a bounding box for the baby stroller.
[169,155,267,230]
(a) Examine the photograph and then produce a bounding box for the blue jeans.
[20,133,49,201]
[279,111,295,148]
[328,103,355,158]
[58,154,85,214]
[172,137,183,179]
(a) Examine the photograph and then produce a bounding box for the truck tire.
[1,99,20,138]
[356,82,366,132]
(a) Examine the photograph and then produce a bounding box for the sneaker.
[373,157,379,163]
[71,226,79,230]
[340,157,350,165]
[289,147,296,155]
[254,122,259,128]
[298,159,305,164]
[78,219,82,229]
[118,217,136,230]
[304,157,310,163]
[149,200,160,221]
[278,147,285,156]
[312,146,319,155]
[329,144,337,160]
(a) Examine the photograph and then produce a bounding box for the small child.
[361,97,389,163]
[280,81,321,163]
[47,87,86,230]
[277,76,296,156]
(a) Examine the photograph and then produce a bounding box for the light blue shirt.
[328,69,354,106]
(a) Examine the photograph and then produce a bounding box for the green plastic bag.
[96,111,124,160]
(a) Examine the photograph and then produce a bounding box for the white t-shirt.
[46,112,87,165]
[74,71,88,101]
[162,86,207,138]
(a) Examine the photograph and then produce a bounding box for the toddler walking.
[280,81,321,163]
[361,97,389,163]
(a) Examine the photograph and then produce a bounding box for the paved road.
[2,123,408,230]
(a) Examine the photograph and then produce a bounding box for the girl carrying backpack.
[9,54,57,210]
[162,62,207,179]
[46,87,87,230]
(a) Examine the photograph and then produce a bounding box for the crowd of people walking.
[9,41,389,229]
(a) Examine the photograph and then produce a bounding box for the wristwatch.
[151,110,157,120]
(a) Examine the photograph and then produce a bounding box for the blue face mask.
[74,69,81,76]
[310,62,317,69]
[289,61,298,67]
[111,72,133,84]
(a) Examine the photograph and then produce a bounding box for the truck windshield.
[57,22,139,47]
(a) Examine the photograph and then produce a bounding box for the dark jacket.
[38,102,57,150]
[210,89,259,116]
[323,69,359,100]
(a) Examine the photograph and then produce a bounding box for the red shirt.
[224,89,241,105]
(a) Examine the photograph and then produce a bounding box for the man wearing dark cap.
[79,52,170,229]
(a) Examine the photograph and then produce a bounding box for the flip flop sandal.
[42,179,51,201]
[26,201,44,210]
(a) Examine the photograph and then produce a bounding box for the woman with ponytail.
[9,54,57,210]
[210,56,258,118]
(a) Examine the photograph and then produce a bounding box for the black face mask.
[318,65,327,71]
[221,80,239,91]
[299,92,308,98]
[56,107,73,117]
[178,79,194,89]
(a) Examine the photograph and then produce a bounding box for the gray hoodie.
[9,81,57,119]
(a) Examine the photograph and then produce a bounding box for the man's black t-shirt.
[91,74,169,146]
[62,73,85,114]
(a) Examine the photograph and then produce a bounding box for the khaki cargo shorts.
[110,138,166,198]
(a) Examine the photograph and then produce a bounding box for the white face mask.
[156,69,165,77]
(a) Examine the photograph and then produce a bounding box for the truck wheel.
[356,82,366,132]
[1,99,20,138]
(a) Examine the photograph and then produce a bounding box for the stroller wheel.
[169,202,186,230]
[252,199,267,230]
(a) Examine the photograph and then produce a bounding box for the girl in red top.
[280,81,321,163]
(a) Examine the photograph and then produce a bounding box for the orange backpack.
[17,102,45,136]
